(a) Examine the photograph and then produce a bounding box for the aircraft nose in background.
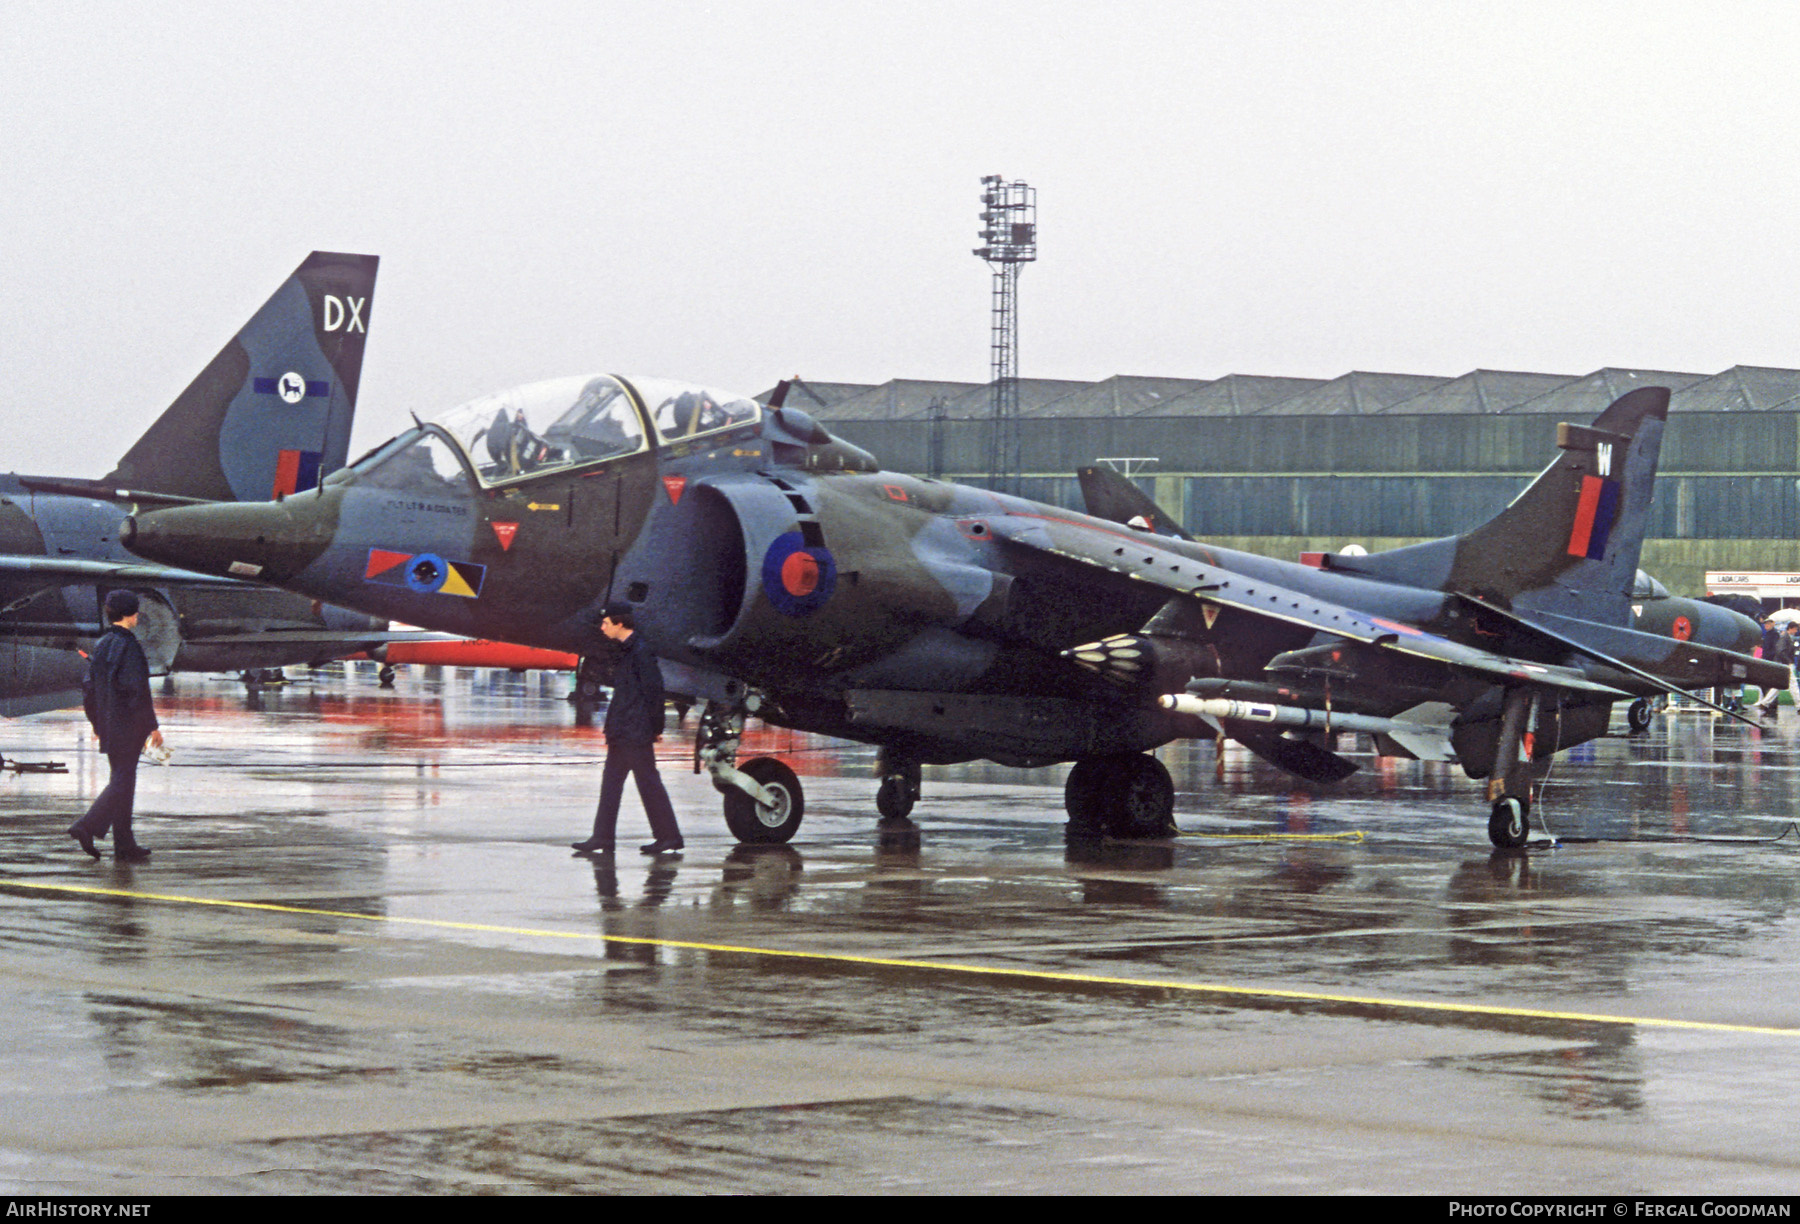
[123,498,336,585]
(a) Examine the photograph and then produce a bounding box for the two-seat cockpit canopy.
[335,375,762,493]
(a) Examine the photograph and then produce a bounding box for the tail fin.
[1340,386,1669,626]
[1076,465,1194,541]
[105,251,379,502]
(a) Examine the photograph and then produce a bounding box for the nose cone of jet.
[123,496,337,584]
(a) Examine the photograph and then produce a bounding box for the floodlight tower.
[974,175,1036,494]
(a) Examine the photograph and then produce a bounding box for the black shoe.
[571,839,614,855]
[116,845,151,864]
[67,828,99,861]
[639,839,684,856]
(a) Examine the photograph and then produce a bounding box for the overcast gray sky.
[5,1,1798,476]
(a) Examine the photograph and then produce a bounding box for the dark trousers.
[73,740,147,851]
[587,739,681,847]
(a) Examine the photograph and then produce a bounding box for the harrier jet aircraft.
[122,372,1781,848]
[0,251,390,715]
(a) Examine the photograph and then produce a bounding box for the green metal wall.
[821,410,1800,594]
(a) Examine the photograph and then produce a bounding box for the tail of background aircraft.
[103,251,379,503]
[1074,465,1193,541]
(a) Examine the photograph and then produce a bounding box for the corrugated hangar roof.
[1259,371,1454,415]
[1671,366,1800,413]
[1381,369,1576,414]
[937,378,1093,420]
[788,365,1800,421]
[1142,374,1328,417]
[1031,375,1212,418]
[1506,367,1709,415]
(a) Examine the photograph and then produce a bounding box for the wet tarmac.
[3,666,1800,1194]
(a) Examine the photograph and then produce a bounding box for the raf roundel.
[761,531,837,616]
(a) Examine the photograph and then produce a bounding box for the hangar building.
[767,365,1800,596]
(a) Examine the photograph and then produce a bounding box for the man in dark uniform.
[69,590,162,862]
[572,606,684,857]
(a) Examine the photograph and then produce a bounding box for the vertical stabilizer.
[105,251,379,502]
[1337,387,1669,626]
[1453,386,1667,624]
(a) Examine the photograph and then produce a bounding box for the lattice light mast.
[974,176,1036,494]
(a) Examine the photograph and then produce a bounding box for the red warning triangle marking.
[1202,604,1219,630]
[491,521,518,551]
[663,475,687,506]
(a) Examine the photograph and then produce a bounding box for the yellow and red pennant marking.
[363,548,486,598]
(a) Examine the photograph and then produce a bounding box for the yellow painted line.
[6,878,1797,1038]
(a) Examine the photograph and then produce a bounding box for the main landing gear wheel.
[1627,698,1653,734]
[1488,795,1530,850]
[722,756,805,844]
[1065,753,1177,839]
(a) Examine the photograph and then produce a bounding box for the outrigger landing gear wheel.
[1488,795,1530,849]
[1627,698,1653,734]
[722,756,805,844]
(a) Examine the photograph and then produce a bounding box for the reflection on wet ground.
[3,665,1800,1192]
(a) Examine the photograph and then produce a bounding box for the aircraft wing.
[985,514,1628,698]
[175,628,459,645]
[0,555,238,587]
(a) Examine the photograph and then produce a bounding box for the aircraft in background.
[123,362,1783,849]
[0,251,394,716]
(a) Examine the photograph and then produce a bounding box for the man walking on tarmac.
[68,590,163,863]
[1759,620,1800,719]
[572,606,684,857]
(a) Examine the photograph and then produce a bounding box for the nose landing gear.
[696,696,805,844]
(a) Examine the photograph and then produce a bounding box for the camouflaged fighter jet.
[121,374,1783,848]
[0,251,391,716]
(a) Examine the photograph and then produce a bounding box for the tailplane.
[105,251,379,502]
